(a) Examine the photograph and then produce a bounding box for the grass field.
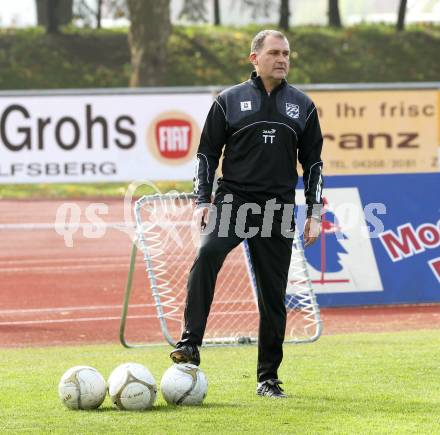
[0,182,193,200]
[1,330,439,434]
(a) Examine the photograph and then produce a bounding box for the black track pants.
[178,198,293,382]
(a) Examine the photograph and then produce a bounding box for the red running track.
[0,199,439,348]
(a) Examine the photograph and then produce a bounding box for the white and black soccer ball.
[160,363,208,406]
[58,366,107,410]
[108,362,157,411]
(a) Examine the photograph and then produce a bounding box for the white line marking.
[0,222,134,230]
[0,310,260,326]
[0,314,157,326]
[0,303,154,315]
[0,264,132,273]
[0,256,132,266]
[0,300,255,317]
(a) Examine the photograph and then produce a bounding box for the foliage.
[0,24,439,89]
[0,27,130,89]
[1,331,440,433]
[168,23,440,85]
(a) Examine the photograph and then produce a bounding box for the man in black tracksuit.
[170,30,323,398]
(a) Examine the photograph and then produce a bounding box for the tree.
[178,0,222,25]
[213,0,221,26]
[328,0,342,28]
[36,0,73,33]
[127,0,171,87]
[279,0,290,31]
[396,0,407,32]
[104,0,128,20]
[178,0,208,23]
[74,0,128,29]
[96,0,103,28]
[74,0,103,28]
[241,0,275,20]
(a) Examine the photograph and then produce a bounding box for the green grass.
[1,330,439,434]
[0,181,193,200]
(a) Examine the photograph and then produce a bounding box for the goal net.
[120,192,322,347]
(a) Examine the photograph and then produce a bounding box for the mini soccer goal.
[120,192,322,347]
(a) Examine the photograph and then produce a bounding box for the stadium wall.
[295,173,440,307]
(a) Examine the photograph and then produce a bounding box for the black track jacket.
[194,71,324,219]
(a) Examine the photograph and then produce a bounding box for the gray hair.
[250,29,288,53]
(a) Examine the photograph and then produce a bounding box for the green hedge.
[0,24,439,90]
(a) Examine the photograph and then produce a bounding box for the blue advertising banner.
[296,173,440,307]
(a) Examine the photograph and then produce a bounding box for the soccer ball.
[108,362,157,410]
[160,363,208,405]
[58,366,106,410]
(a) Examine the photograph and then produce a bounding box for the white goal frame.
[120,192,322,347]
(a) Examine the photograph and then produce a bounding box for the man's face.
[250,35,290,82]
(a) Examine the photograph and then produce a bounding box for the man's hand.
[304,217,321,248]
[193,206,210,231]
